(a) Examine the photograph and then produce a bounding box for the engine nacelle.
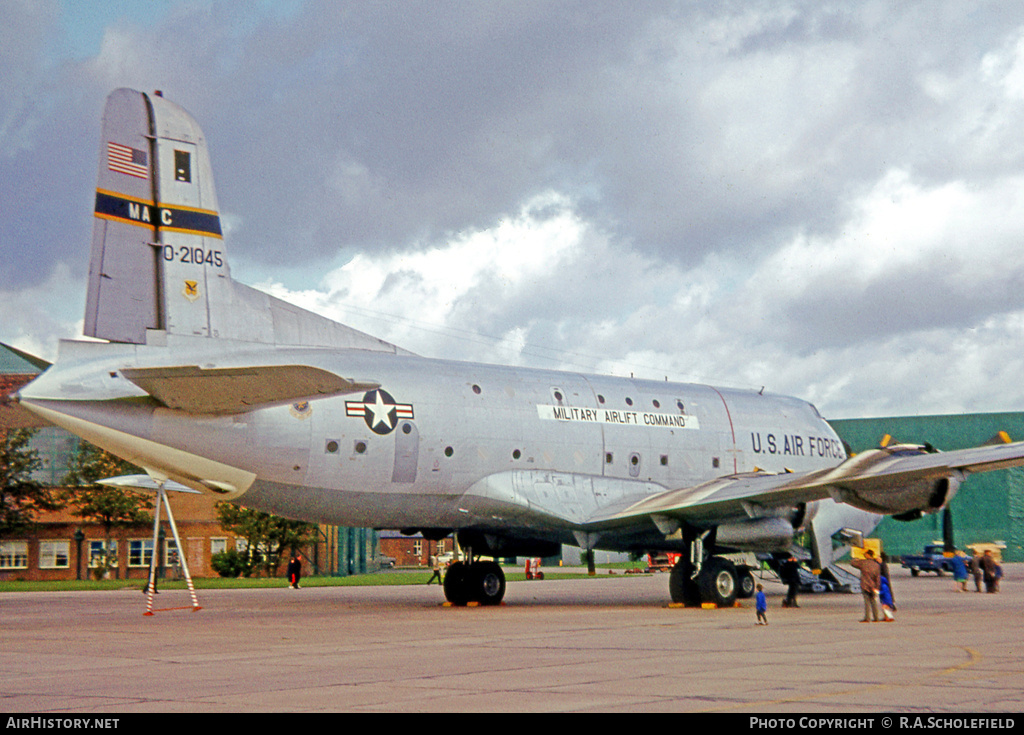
[715,517,798,551]
[834,475,961,517]
[714,501,818,551]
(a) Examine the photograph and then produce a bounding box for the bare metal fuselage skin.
[19,335,845,553]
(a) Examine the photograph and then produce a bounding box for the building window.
[129,539,154,568]
[413,539,422,557]
[0,541,28,569]
[89,540,117,568]
[39,541,70,569]
[211,538,227,555]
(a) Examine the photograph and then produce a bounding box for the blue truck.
[900,544,956,576]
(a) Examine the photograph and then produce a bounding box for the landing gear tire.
[669,560,701,607]
[737,566,756,599]
[443,562,472,606]
[473,561,506,606]
[442,561,506,606]
[698,557,738,608]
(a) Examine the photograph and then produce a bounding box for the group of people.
[756,549,898,625]
[949,549,1002,593]
[757,546,1006,626]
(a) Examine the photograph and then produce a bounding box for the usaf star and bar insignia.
[345,389,414,435]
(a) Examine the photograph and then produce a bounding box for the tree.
[0,428,61,538]
[62,441,152,578]
[215,503,317,577]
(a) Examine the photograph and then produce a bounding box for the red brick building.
[379,530,453,567]
[0,491,232,582]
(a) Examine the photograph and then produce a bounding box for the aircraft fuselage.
[19,338,845,553]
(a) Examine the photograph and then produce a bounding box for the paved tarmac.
[1,564,1021,713]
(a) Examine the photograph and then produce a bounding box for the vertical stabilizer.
[86,89,224,343]
[84,89,409,354]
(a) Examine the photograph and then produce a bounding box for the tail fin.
[85,88,406,353]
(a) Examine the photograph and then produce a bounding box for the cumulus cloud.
[5,1,1024,421]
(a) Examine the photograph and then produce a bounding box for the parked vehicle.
[901,544,956,576]
[646,553,680,572]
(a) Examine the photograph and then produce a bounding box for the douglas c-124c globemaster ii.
[11,89,1024,607]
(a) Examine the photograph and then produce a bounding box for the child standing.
[756,584,768,625]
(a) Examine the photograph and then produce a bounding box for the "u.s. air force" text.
[751,432,844,458]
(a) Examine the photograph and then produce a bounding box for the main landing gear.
[443,559,506,606]
[670,555,742,608]
[667,528,754,608]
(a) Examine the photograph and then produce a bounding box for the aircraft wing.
[119,365,379,415]
[590,439,1024,528]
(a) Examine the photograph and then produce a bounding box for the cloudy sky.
[4,0,1024,420]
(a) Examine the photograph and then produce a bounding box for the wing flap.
[120,364,379,415]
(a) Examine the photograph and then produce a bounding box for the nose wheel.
[443,560,506,606]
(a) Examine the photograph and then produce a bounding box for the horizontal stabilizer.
[98,475,201,494]
[119,364,379,415]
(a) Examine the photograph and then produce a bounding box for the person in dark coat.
[780,557,800,608]
[981,550,999,593]
[970,552,984,592]
[287,553,303,589]
[880,552,896,610]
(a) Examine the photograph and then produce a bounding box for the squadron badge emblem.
[182,280,200,302]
